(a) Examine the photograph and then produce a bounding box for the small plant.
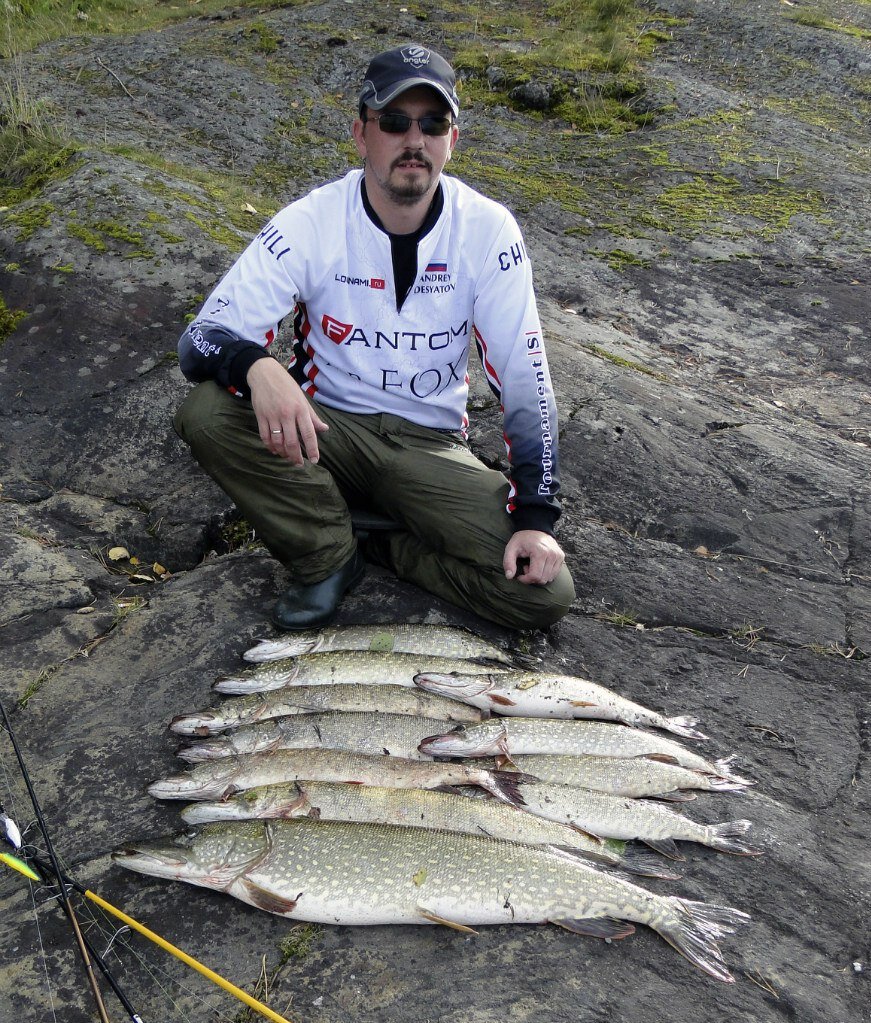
[112,595,147,625]
[731,622,763,650]
[595,607,639,627]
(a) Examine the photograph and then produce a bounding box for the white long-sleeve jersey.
[178,169,561,533]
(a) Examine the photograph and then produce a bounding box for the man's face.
[353,85,459,207]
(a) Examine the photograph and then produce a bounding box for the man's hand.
[503,529,565,586]
[247,358,329,466]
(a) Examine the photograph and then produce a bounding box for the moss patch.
[0,294,27,342]
[4,201,55,241]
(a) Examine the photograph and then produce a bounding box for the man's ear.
[352,117,367,159]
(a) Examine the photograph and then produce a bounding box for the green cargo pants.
[174,382,575,630]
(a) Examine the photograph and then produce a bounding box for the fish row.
[119,624,756,983]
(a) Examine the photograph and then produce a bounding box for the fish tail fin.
[707,820,762,856]
[485,769,528,806]
[665,715,709,741]
[713,757,755,786]
[706,773,753,793]
[655,897,751,982]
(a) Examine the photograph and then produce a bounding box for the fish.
[414,671,706,739]
[213,652,512,696]
[170,684,483,736]
[419,719,751,783]
[482,755,751,801]
[243,624,519,666]
[147,749,531,804]
[505,784,761,859]
[177,780,677,879]
[113,818,750,982]
[177,712,454,763]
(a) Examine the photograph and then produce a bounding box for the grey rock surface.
[0,0,868,1021]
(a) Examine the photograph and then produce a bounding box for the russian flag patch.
[425,261,448,273]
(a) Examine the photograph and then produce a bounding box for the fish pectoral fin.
[416,908,480,934]
[488,694,517,707]
[569,700,597,707]
[638,753,680,765]
[642,838,685,861]
[237,879,302,916]
[552,916,635,940]
[567,823,605,844]
[652,790,697,803]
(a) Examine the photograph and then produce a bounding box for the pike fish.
[177,711,454,763]
[170,684,482,736]
[213,651,511,696]
[178,780,677,878]
[414,671,706,739]
[419,719,750,783]
[508,784,761,859]
[244,624,518,666]
[148,749,530,804]
[114,818,750,982]
[487,755,751,800]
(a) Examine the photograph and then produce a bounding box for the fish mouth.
[112,842,192,880]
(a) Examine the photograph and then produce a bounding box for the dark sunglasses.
[363,111,454,136]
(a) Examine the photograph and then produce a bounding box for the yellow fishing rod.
[6,852,296,1023]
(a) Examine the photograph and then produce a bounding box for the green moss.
[243,21,282,54]
[0,294,27,342]
[787,9,871,38]
[67,220,108,252]
[4,201,54,240]
[652,176,824,238]
[184,211,247,252]
[592,247,651,270]
[587,344,666,380]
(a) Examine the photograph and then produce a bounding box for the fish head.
[243,637,318,662]
[147,758,244,801]
[414,672,495,699]
[418,721,508,758]
[113,822,270,889]
[169,710,228,737]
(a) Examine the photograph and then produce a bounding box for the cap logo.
[401,45,431,67]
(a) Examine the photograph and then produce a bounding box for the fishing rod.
[22,854,297,1023]
[29,855,145,1023]
[0,696,112,1022]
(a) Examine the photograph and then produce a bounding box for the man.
[174,44,575,631]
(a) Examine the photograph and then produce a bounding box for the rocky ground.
[0,0,869,1020]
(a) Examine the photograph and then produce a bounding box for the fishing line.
[0,697,112,1023]
[75,896,240,1023]
[0,748,59,1022]
[31,855,296,1023]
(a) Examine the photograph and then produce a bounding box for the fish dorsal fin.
[237,878,302,916]
[417,908,479,934]
[552,917,636,940]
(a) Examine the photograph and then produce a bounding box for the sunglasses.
[363,111,454,136]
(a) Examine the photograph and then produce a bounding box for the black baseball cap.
[358,45,459,118]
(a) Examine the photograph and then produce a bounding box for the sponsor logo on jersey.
[322,314,353,344]
[334,273,386,290]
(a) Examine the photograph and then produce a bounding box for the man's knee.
[482,564,575,631]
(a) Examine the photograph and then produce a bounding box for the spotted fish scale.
[114,818,750,982]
